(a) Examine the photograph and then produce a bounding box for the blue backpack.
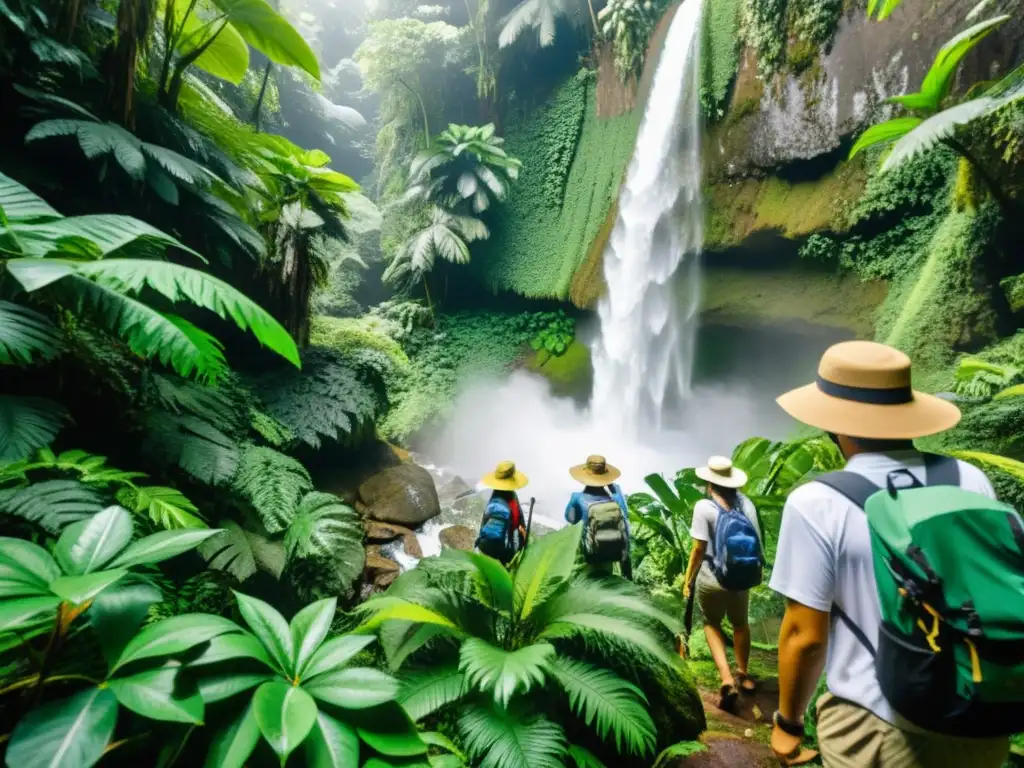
[707,502,763,591]
[476,497,513,559]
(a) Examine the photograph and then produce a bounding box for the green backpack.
[818,454,1024,737]
[584,498,627,564]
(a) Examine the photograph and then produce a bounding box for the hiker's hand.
[770,725,818,766]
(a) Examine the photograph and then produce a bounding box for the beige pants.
[696,568,748,627]
[816,693,1010,768]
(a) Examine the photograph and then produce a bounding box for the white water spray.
[591,0,704,433]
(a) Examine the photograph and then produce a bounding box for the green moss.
[1001,274,1024,313]
[470,73,640,300]
[700,0,743,119]
[525,339,592,396]
[787,38,817,74]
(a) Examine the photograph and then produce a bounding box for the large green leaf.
[356,597,462,635]
[398,665,468,722]
[54,505,133,575]
[304,667,400,709]
[6,687,118,768]
[210,0,320,79]
[203,702,261,768]
[252,681,319,763]
[10,214,203,261]
[513,524,581,620]
[547,657,655,757]
[458,703,566,768]
[866,0,903,20]
[567,745,610,768]
[917,15,1010,107]
[444,550,513,614]
[459,639,552,707]
[118,485,206,530]
[189,630,276,668]
[108,665,204,723]
[0,537,60,584]
[234,591,294,675]
[290,597,336,678]
[0,171,60,223]
[303,633,376,681]
[0,479,103,534]
[848,116,921,159]
[642,474,691,520]
[351,701,427,757]
[0,301,63,365]
[171,0,249,83]
[50,569,128,604]
[0,596,61,632]
[197,672,273,703]
[880,98,995,172]
[89,581,163,666]
[538,613,681,671]
[113,613,240,672]
[305,711,360,767]
[0,395,68,462]
[108,528,220,569]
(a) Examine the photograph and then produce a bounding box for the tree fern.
[0,301,63,365]
[459,640,554,707]
[0,479,103,533]
[459,703,566,768]
[231,445,312,533]
[117,486,206,530]
[0,395,68,462]
[398,664,469,722]
[547,656,656,757]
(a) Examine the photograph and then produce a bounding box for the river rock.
[358,463,441,526]
[402,531,423,559]
[437,475,474,508]
[364,520,414,543]
[439,525,476,552]
[365,552,400,581]
[451,492,485,521]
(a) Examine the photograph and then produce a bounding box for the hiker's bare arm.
[683,540,706,596]
[777,599,829,722]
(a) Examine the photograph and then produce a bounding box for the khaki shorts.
[696,569,749,628]
[816,693,1010,768]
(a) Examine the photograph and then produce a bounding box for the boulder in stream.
[439,524,476,552]
[364,551,401,592]
[402,531,423,559]
[364,520,414,543]
[437,475,474,507]
[358,463,440,526]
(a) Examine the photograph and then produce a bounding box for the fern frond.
[147,373,245,434]
[0,479,103,533]
[198,519,286,581]
[117,485,206,530]
[567,745,609,768]
[547,657,655,757]
[0,396,68,462]
[458,639,553,707]
[248,407,294,447]
[143,414,240,485]
[0,301,63,365]
[284,491,362,558]
[459,702,566,768]
[30,448,146,487]
[231,445,312,533]
[398,664,468,722]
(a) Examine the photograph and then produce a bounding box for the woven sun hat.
[481,460,528,491]
[776,340,961,439]
[695,456,748,489]
[569,455,622,486]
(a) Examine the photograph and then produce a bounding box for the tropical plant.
[530,310,575,357]
[598,0,662,81]
[498,0,599,49]
[849,15,1022,207]
[154,0,321,108]
[185,592,428,766]
[405,124,522,214]
[954,357,1021,399]
[628,488,694,587]
[357,525,685,767]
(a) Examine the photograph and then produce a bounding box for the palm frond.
[0,301,63,365]
[459,703,566,768]
[567,745,609,768]
[0,479,102,533]
[547,656,655,757]
[231,445,312,533]
[513,524,581,620]
[398,664,468,722]
[0,170,60,223]
[458,639,553,707]
[0,396,68,462]
[116,485,206,529]
[143,414,240,485]
[881,98,996,172]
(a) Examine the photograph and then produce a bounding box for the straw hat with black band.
[776,341,961,439]
[570,455,621,486]
[481,460,528,491]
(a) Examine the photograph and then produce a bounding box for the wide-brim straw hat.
[570,455,622,485]
[695,456,748,489]
[481,460,528,491]
[777,340,961,439]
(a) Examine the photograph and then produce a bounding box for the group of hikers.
[472,340,1024,767]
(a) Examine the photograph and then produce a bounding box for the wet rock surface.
[438,524,476,552]
[364,520,415,543]
[358,462,441,526]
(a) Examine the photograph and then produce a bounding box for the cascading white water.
[591,0,704,433]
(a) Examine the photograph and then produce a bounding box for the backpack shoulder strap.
[814,471,881,510]
[923,453,960,487]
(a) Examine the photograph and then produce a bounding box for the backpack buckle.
[886,469,922,497]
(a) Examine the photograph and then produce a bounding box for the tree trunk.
[251,61,273,131]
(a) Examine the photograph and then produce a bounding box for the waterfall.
[591,0,704,434]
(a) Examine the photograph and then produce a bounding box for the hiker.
[769,340,1023,767]
[565,455,632,579]
[682,455,764,713]
[475,460,529,565]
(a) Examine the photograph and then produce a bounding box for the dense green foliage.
[700,0,743,119]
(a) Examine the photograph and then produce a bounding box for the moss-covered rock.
[524,339,593,397]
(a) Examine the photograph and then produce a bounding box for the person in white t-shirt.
[768,341,1010,767]
[682,455,763,713]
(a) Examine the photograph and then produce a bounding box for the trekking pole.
[524,497,536,547]
[680,576,697,659]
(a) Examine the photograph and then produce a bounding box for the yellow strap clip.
[965,638,983,684]
[916,602,942,652]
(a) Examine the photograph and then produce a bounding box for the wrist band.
[773,710,805,738]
